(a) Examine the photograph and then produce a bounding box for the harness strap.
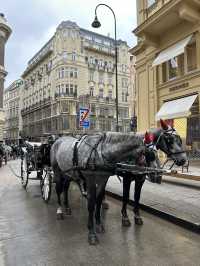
[85,134,104,170]
[72,141,79,167]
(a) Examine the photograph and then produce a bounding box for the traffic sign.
[79,107,90,128]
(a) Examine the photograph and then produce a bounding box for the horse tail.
[50,139,61,168]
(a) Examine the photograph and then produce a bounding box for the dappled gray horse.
[51,132,145,245]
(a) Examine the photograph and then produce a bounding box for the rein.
[153,130,185,157]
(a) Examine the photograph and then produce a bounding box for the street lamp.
[91,3,119,132]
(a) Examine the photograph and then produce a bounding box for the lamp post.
[91,4,119,132]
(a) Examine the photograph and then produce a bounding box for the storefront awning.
[152,35,193,67]
[155,94,198,121]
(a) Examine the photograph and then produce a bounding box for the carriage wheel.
[21,155,29,189]
[40,168,52,203]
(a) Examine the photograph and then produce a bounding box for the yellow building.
[131,0,200,153]
[21,21,131,138]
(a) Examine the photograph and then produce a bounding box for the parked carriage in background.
[20,137,54,202]
[0,143,8,167]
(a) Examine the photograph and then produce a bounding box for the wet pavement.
[106,173,200,229]
[0,160,200,266]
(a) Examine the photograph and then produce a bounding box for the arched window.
[89,87,94,97]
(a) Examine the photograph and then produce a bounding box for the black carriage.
[0,144,8,168]
[20,141,53,203]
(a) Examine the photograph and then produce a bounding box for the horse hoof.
[102,202,109,210]
[96,224,105,234]
[135,216,143,225]
[122,217,131,227]
[65,207,72,215]
[57,213,64,220]
[88,233,99,245]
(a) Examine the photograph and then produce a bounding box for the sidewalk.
[106,172,200,233]
[164,160,200,181]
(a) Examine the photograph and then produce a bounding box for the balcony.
[84,41,115,57]
[133,0,200,47]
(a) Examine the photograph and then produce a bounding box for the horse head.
[144,119,187,166]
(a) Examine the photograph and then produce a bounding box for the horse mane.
[104,132,143,145]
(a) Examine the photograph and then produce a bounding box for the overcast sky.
[1,0,137,87]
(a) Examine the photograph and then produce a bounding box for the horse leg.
[54,166,64,220]
[87,181,98,245]
[101,189,109,210]
[121,175,132,227]
[134,178,145,225]
[63,178,72,215]
[95,182,107,234]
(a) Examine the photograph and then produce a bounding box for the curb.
[106,190,200,234]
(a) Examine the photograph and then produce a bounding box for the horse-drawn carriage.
[17,119,187,245]
[0,143,8,167]
[20,140,53,202]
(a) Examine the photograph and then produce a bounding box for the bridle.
[147,129,186,169]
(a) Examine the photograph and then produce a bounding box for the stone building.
[21,21,131,137]
[3,79,23,143]
[0,13,12,141]
[131,0,200,153]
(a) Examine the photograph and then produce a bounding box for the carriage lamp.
[91,3,119,132]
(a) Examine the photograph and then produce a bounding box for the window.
[72,52,76,61]
[70,68,74,78]
[168,58,178,80]
[74,68,78,78]
[122,92,125,102]
[70,84,73,95]
[162,54,184,82]
[99,88,104,98]
[62,101,69,113]
[89,87,94,97]
[108,61,113,69]
[108,90,112,99]
[63,117,69,130]
[89,56,95,64]
[66,84,69,95]
[61,68,65,79]
[122,78,128,88]
[187,41,197,72]
[98,59,104,67]
[63,51,67,59]
[90,104,96,113]
[122,64,126,73]
[61,84,65,95]
[147,0,156,8]
[74,85,77,97]
[89,70,94,81]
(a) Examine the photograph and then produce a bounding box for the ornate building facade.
[0,13,12,141]
[3,79,23,143]
[131,0,200,152]
[21,21,131,137]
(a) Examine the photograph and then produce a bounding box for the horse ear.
[160,119,169,130]
[144,131,154,144]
